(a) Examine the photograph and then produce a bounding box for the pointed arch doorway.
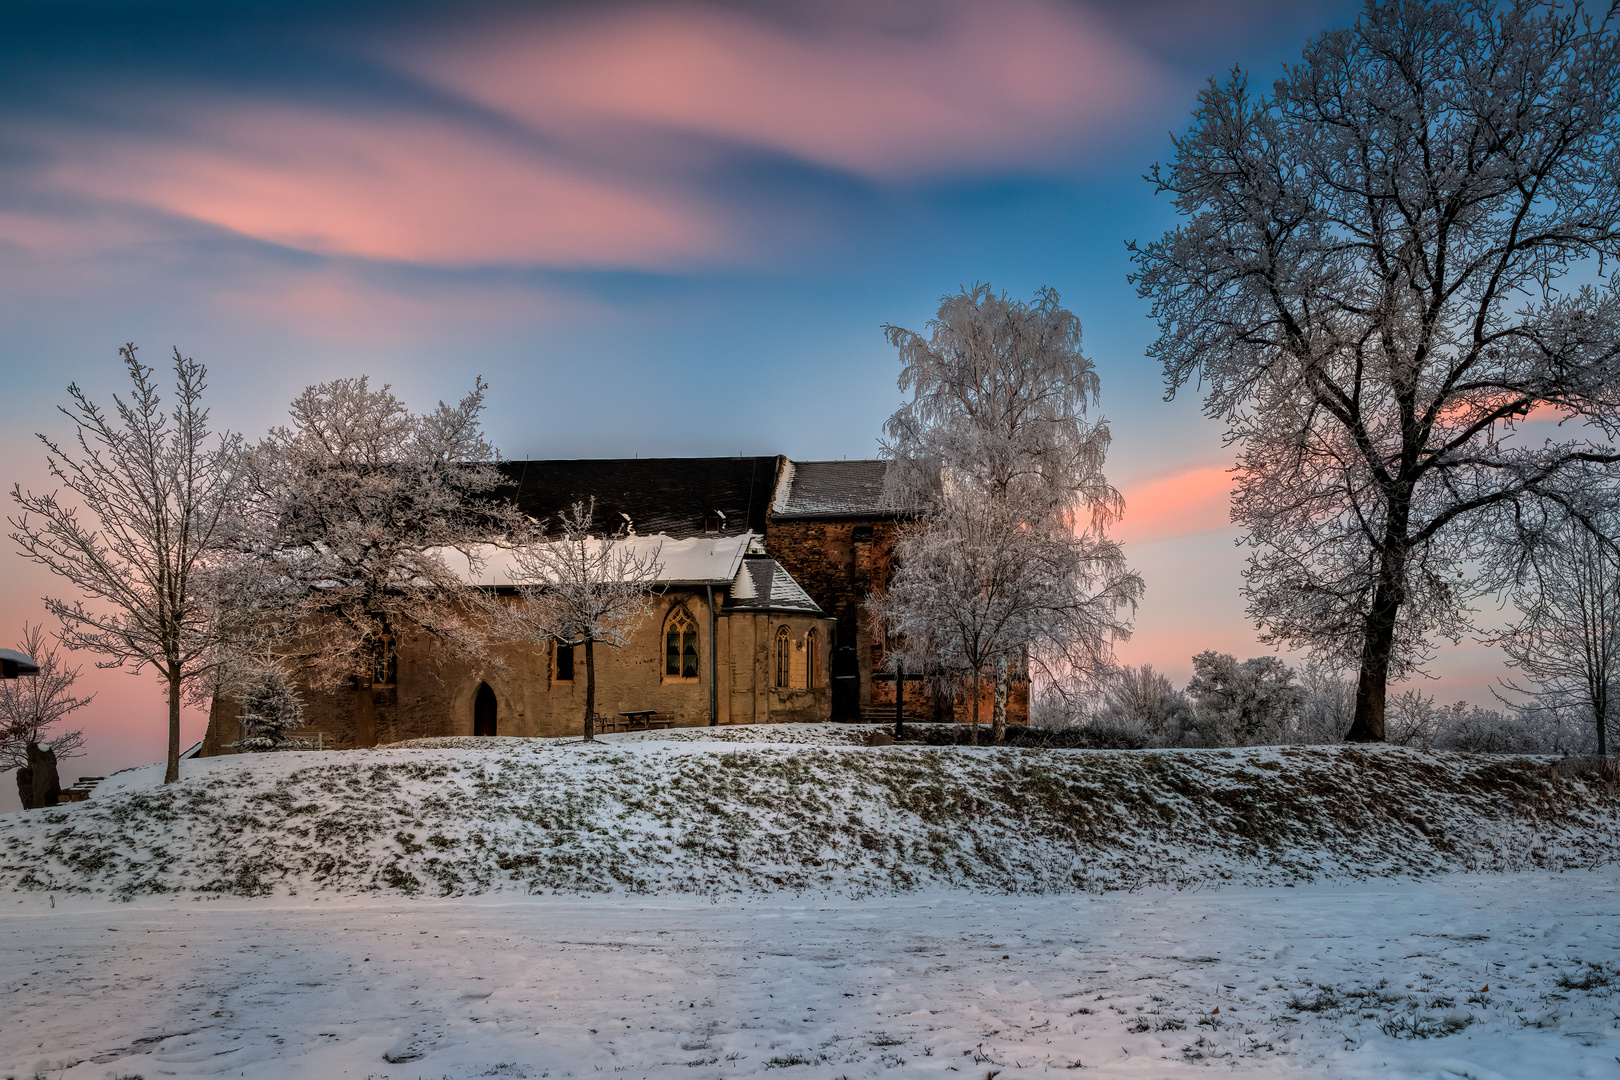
[474,682,497,736]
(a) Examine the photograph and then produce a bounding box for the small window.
[775,625,792,689]
[806,629,819,689]
[665,606,699,679]
[851,525,873,543]
[371,633,397,688]
[704,512,720,535]
[555,642,574,682]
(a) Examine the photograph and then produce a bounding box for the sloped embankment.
[0,737,1615,898]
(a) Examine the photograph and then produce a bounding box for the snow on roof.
[0,648,39,677]
[725,557,822,614]
[771,459,891,518]
[441,531,756,588]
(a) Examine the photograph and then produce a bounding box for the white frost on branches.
[229,376,523,696]
[506,500,663,742]
[869,285,1143,742]
[8,344,243,782]
[0,625,91,771]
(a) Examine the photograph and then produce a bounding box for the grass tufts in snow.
[1,730,1617,899]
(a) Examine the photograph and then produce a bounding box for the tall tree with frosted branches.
[1132,0,1620,740]
[505,499,662,742]
[871,284,1142,743]
[228,376,523,747]
[9,344,243,783]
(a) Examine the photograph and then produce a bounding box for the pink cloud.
[1114,465,1233,544]
[391,0,1167,179]
[45,108,729,269]
[209,267,598,347]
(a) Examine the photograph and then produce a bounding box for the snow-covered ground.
[2,728,1615,898]
[2,871,1617,1079]
[3,729,1616,1077]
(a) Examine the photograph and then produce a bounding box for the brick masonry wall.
[766,517,1028,725]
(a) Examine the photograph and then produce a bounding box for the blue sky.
[9,0,1517,793]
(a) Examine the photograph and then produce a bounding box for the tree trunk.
[970,668,981,746]
[354,684,376,749]
[583,637,596,742]
[991,657,1009,744]
[1345,524,1410,744]
[1596,681,1609,759]
[894,661,905,741]
[165,668,183,783]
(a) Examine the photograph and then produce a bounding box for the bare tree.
[872,284,1143,743]
[1131,1,1620,741]
[505,500,662,742]
[1489,507,1619,757]
[231,376,522,746]
[0,624,91,771]
[9,345,243,782]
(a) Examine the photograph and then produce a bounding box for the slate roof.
[725,557,823,614]
[498,457,780,539]
[770,459,891,519]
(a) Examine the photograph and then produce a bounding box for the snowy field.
[2,871,1618,1080]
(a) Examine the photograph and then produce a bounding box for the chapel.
[198,456,1027,753]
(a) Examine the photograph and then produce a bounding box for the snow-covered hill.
[1,726,1615,899]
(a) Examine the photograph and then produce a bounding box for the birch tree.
[1131,0,1620,740]
[232,376,523,747]
[505,499,662,742]
[9,345,243,783]
[871,284,1143,743]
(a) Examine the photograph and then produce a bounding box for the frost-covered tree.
[870,285,1143,743]
[505,500,662,742]
[230,665,304,752]
[1488,506,1620,757]
[9,345,243,783]
[1296,658,1355,744]
[1099,663,1193,744]
[1131,1,1620,741]
[231,376,523,746]
[0,624,91,771]
[1185,651,1304,747]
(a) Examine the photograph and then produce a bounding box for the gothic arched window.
[775,625,792,689]
[665,606,699,679]
[805,628,819,689]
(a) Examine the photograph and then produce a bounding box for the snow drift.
[1,726,1615,899]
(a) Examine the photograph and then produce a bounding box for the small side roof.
[770,459,891,519]
[725,557,822,615]
[0,648,39,678]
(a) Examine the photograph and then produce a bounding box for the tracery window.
[665,606,699,679]
[805,629,819,689]
[371,633,397,688]
[775,625,792,689]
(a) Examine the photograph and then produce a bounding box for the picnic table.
[617,710,672,731]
